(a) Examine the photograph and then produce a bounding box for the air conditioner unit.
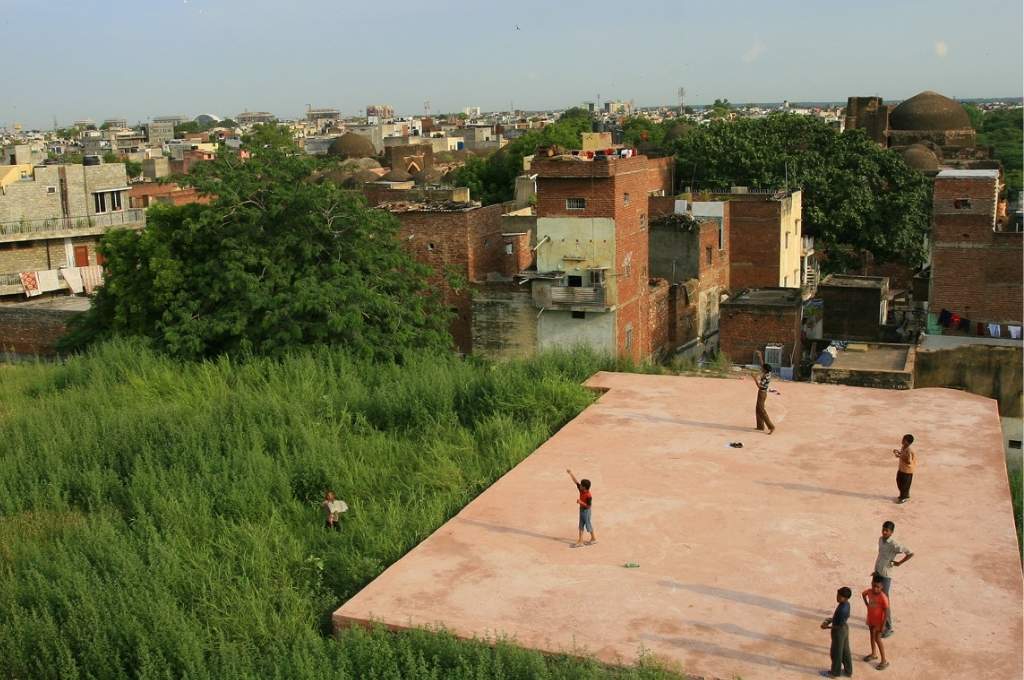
[764,344,784,369]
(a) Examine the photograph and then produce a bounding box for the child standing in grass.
[322,490,348,531]
[566,469,596,547]
[862,575,890,670]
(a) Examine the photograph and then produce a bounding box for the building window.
[46,186,56,194]
[705,246,712,265]
[505,243,514,255]
[427,242,436,251]
[625,324,633,351]
[1009,440,1022,450]
[589,269,606,286]
[718,223,724,250]
[566,198,586,210]
[954,198,972,209]
[785,232,789,249]
[94,192,106,213]
[567,275,583,287]
[572,311,586,319]
[640,212,647,229]
[784,276,788,286]
[110,191,122,211]
[623,192,630,206]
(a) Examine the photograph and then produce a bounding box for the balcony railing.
[0,209,146,240]
[549,285,606,307]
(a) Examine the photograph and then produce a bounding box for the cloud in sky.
[742,39,766,63]
[935,40,949,57]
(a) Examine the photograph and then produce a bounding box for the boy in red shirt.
[862,576,891,670]
[567,469,596,547]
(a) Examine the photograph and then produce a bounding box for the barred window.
[565,198,586,210]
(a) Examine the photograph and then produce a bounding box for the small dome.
[381,166,412,182]
[352,157,381,170]
[899,144,939,172]
[889,91,971,131]
[327,133,376,159]
[412,167,444,185]
[354,169,381,184]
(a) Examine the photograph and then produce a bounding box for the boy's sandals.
[876,661,889,670]
[585,540,598,545]
[862,655,878,662]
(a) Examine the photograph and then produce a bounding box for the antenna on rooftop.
[424,100,431,117]
[678,87,686,115]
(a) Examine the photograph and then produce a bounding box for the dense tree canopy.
[449,108,593,205]
[972,106,1023,199]
[63,127,452,360]
[672,114,933,270]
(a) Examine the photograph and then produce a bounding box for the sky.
[3,0,1022,129]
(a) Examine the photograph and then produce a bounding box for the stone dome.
[889,91,971,131]
[327,133,376,159]
[381,166,412,182]
[354,169,381,184]
[899,144,940,172]
[412,167,444,185]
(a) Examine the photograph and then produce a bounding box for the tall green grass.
[0,340,677,679]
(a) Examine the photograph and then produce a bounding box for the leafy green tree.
[975,107,1023,199]
[62,133,453,360]
[673,114,932,270]
[710,98,733,119]
[124,159,143,178]
[102,151,120,164]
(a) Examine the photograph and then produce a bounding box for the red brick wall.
[698,206,730,291]
[536,176,617,219]
[466,203,514,282]
[719,302,802,367]
[646,157,675,195]
[725,199,782,290]
[0,306,80,355]
[614,166,653,360]
[393,210,472,352]
[930,175,1023,326]
[648,278,670,356]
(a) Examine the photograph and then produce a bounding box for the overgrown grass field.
[0,341,678,679]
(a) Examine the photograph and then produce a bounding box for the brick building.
[514,151,668,361]
[382,195,529,354]
[719,288,803,369]
[129,182,210,208]
[707,189,804,291]
[929,169,1022,336]
[0,162,143,298]
[648,197,731,358]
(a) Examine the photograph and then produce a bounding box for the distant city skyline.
[3,0,1022,129]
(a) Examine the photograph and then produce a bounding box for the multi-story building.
[236,111,276,125]
[522,152,660,361]
[929,169,1022,337]
[153,115,187,127]
[366,105,394,124]
[145,120,175,147]
[3,142,46,166]
[707,188,803,290]
[0,161,143,297]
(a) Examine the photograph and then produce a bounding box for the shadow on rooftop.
[639,632,824,677]
[676,619,829,654]
[613,411,753,434]
[455,517,576,546]
[659,580,827,621]
[757,480,892,502]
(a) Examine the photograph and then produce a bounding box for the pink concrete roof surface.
[334,372,1023,680]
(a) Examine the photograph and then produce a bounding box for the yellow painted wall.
[779,190,803,288]
[0,164,34,190]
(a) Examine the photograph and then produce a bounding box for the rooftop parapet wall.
[531,154,651,179]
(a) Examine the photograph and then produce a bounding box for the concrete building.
[236,111,276,125]
[145,120,175,147]
[706,188,803,291]
[3,142,46,166]
[719,287,803,369]
[521,152,662,361]
[0,162,143,297]
[306,107,340,123]
[153,115,187,126]
[818,274,890,341]
[366,105,394,124]
[929,169,1022,336]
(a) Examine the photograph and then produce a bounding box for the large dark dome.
[889,91,971,131]
[899,144,939,172]
[327,133,376,159]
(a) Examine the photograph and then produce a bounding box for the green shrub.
[0,340,677,678]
